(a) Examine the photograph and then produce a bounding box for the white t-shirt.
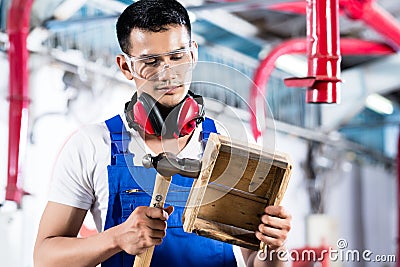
[48,114,226,232]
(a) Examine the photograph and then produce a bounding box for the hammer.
[133,152,201,267]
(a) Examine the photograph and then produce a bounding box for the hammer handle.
[133,173,172,267]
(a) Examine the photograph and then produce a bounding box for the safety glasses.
[124,42,195,80]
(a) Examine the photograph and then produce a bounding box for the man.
[34,1,291,266]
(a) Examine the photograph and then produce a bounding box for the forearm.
[34,227,121,267]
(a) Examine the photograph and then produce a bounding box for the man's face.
[120,26,197,107]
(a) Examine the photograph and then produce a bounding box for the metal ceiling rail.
[273,120,396,168]
[186,0,298,13]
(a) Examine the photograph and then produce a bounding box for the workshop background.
[0,0,399,266]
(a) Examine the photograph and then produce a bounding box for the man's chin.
[157,95,184,107]
[154,88,188,106]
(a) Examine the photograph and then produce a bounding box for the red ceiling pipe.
[250,0,400,141]
[249,38,307,140]
[267,0,400,49]
[249,38,394,141]
[285,0,342,104]
[340,38,395,55]
[341,0,400,48]
[268,1,307,15]
[6,0,33,205]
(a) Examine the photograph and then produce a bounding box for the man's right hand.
[113,205,174,255]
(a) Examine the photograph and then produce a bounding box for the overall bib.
[102,115,236,267]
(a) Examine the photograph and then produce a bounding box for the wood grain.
[183,133,292,250]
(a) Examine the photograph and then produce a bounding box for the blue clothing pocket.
[118,188,185,228]
[119,189,150,220]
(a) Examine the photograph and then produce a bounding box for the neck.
[155,101,175,121]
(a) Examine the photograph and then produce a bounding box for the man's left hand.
[256,206,291,251]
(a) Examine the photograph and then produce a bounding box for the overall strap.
[200,117,218,147]
[105,115,131,165]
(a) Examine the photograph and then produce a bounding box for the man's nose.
[156,63,178,80]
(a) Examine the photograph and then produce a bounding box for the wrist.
[107,224,123,252]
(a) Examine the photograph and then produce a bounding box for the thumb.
[164,206,174,216]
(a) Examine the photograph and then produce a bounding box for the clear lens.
[127,46,194,80]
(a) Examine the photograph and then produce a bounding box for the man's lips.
[157,84,182,93]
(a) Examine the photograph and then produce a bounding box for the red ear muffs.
[177,96,202,136]
[124,92,163,136]
[124,91,204,138]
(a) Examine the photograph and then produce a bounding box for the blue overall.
[102,115,236,267]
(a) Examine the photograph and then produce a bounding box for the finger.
[148,228,167,240]
[260,214,291,230]
[255,231,286,249]
[164,206,174,216]
[264,206,291,219]
[145,207,170,220]
[145,217,168,231]
[137,233,163,250]
[258,224,288,240]
[150,238,163,246]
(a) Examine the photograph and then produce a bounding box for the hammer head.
[142,152,201,178]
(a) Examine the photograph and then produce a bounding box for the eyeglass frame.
[123,41,196,80]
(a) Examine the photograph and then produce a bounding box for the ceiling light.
[365,93,394,115]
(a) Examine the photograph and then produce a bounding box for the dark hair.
[116,0,191,53]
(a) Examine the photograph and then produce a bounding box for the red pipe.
[268,2,307,15]
[302,0,342,103]
[249,0,400,141]
[341,0,400,48]
[249,38,394,141]
[6,0,33,205]
[249,38,308,140]
[340,38,395,55]
[266,0,400,49]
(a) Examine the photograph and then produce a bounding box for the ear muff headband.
[124,91,205,138]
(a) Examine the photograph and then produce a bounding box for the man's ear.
[191,41,199,65]
[116,54,134,80]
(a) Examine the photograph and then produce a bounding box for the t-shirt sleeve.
[48,125,103,210]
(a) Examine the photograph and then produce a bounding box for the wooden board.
[183,133,292,250]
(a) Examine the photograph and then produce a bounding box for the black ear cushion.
[124,93,137,130]
[138,92,164,136]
